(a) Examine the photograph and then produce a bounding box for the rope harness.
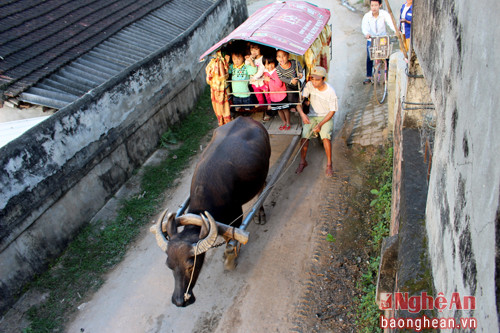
[184,241,199,302]
[184,227,224,302]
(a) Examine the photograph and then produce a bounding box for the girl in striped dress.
[276,50,303,113]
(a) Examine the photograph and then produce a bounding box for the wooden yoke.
[176,213,249,244]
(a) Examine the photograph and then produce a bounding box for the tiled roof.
[0,0,214,108]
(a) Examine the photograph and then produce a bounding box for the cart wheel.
[373,60,388,104]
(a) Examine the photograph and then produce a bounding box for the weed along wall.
[412,0,500,330]
[0,0,247,314]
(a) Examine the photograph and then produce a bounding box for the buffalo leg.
[257,206,266,225]
[223,240,239,270]
[253,182,267,225]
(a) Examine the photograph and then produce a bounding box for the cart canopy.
[199,1,330,61]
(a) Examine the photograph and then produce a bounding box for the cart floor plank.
[249,111,302,136]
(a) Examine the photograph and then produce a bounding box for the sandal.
[284,125,291,130]
[279,125,286,130]
[295,161,308,174]
[263,115,271,122]
[363,78,372,85]
[325,165,333,178]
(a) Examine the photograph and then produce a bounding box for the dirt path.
[63,1,371,332]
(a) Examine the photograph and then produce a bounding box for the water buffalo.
[151,117,271,307]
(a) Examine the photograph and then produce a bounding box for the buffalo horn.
[190,211,219,256]
[150,208,173,253]
[164,211,177,239]
[176,213,203,226]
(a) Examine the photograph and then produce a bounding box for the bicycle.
[369,35,392,104]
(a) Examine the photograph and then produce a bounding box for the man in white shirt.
[361,0,395,84]
[296,66,337,178]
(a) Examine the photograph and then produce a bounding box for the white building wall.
[413,1,500,330]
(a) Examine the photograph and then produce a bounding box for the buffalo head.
[151,209,218,307]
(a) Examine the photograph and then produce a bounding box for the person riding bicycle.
[361,0,395,84]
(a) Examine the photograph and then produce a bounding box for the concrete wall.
[0,0,248,314]
[387,52,406,236]
[413,0,499,330]
[388,50,434,232]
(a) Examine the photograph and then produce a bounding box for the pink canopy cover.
[199,1,330,61]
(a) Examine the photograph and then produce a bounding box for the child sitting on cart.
[263,54,290,130]
[229,50,257,112]
[276,50,303,113]
[247,43,268,106]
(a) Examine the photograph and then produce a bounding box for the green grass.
[355,145,393,333]
[23,87,217,332]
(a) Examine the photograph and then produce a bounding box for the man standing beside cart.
[296,66,337,178]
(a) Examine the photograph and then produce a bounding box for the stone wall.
[378,48,434,323]
[0,0,248,314]
[413,0,500,330]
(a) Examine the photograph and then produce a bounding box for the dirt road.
[66,1,369,332]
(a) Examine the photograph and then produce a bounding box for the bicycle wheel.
[373,60,387,104]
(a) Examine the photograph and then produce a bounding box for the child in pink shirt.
[263,55,290,130]
[246,43,268,105]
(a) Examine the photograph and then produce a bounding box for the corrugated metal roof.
[1,0,216,109]
[0,0,171,97]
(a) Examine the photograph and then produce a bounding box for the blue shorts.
[232,96,253,106]
[301,116,334,140]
